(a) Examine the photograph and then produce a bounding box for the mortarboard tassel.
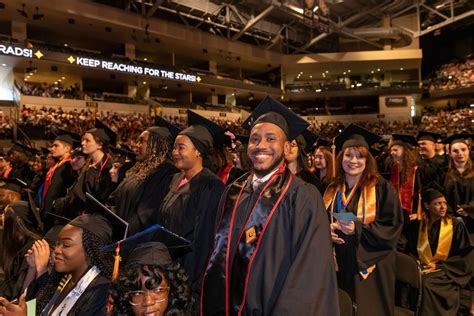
[112,241,122,282]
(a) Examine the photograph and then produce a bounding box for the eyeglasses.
[127,287,169,306]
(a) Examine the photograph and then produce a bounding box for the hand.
[456,206,467,217]
[421,262,438,274]
[409,213,419,221]
[32,240,50,277]
[330,222,345,244]
[0,294,27,316]
[24,248,35,270]
[338,220,355,235]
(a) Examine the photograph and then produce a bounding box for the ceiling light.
[343,72,346,75]
[316,89,322,92]
[377,68,381,72]
[24,78,28,81]
[61,76,65,80]
[64,43,68,47]
[325,70,329,73]
[54,81,58,84]
[58,79,61,82]
[400,67,404,70]
[143,58,148,61]
[1,63,6,67]
[347,69,351,73]
[370,70,374,74]
[26,76,30,78]
[143,81,147,84]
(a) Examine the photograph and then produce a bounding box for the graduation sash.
[41,266,100,316]
[390,162,421,217]
[201,164,292,316]
[323,179,377,225]
[417,217,453,264]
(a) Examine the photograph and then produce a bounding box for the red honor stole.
[42,155,72,204]
[390,162,421,217]
[200,164,292,316]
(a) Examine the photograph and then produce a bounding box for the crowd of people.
[1,104,471,147]
[424,57,474,91]
[0,95,471,315]
[20,82,82,100]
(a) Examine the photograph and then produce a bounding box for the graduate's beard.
[252,152,285,178]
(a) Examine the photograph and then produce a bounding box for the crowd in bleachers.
[0,105,471,144]
[20,82,82,99]
[424,57,474,91]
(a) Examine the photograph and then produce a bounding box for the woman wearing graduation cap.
[157,110,226,305]
[111,121,179,236]
[7,212,119,316]
[52,119,117,219]
[323,124,403,316]
[389,134,423,222]
[0,200,41,301]
[284,130,322,190]
[107,225,193,315]
[403,189,473,316]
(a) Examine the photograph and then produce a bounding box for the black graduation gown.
[53,154,116,219]
[328,177,403,316]
[41,161,77,230]
[417,155,447,192]
[202,169,338,316]
[298,168,323,192]
[112,161,178,235]
[157,168,226,301]
[26,271,110,315]
[404,217,473,316]
[444,170,474,236]
[0,238,36,300]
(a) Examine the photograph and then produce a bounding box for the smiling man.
[201,96,338,315]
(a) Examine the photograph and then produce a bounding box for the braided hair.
[125,131,169,180]
[109,262,193,316]
[35,229,113,314]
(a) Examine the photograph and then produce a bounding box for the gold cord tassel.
[112,241,122,282]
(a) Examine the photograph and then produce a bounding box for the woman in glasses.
[110,242,193,316]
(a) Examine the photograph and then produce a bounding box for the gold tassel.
[112,241,122,282]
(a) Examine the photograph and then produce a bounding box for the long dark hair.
[2,208,41,279]
[110,262,193,315]
[35,229,113,314]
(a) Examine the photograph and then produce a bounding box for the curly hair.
[35,228,113,314]
[125,132,169,180]
[110,262,193,316]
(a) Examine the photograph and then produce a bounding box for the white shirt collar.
[252,167,279,185]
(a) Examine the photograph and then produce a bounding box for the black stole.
[201,166,293,316]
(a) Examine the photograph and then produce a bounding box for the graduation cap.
[179,110,226,155]
[108,144,136,163]
[40,147,51,156]
[69,192,129,244]
[391,134,418,148]
[242,96,309,141]
[0,178,27,194]
[54,129,81,147]
[314,137,332,149]
[102,224,191,267]
[300,129,319,153]
[421,188,444,205]
[417,131,443,143]
[154,116,181,140]
[8,142,38,158]
[443,133,474,146]
[146,126,172,143]
[334,124,382,153]
[87,119,117,146]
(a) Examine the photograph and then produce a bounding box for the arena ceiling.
[92,0,474,54]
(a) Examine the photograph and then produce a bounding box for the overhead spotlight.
[400,67,404,70]
[142,81,147,84]
[32,7,44,20]
[17,3,27,18]
[1,63,6,67]
[143,58,148,61]
[64,43,68,47]
[61,76,65,79]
